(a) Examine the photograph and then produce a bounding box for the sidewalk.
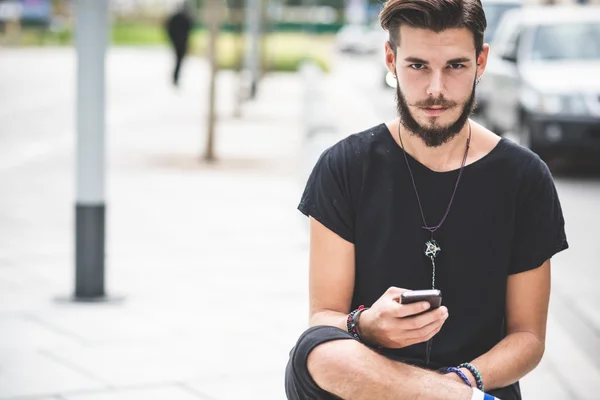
[0,48,598,400]
[0,48,309,399]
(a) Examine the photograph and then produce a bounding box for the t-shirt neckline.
[379,122,508,175]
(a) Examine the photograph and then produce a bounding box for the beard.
[395,81,477,148]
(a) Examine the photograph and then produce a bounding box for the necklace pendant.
[424,240,441,259]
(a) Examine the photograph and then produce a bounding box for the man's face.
[387,26,486,147]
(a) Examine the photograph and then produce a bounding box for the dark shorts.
[285,326,522,400]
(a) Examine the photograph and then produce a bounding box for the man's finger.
[400,306,448,329]
[395,301,431,318]
[404,315,447,341]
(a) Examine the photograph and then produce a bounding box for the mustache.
[413,97,458,108]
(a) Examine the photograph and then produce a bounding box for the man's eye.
[449,64,465,69]
[410,64,426,70]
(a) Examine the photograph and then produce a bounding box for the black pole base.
[75,204,106,298]
[54,294,126,304]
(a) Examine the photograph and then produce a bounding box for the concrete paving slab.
[0,350,104,399]
[42,335,289,387]
[187,375,285,400]
[0,313,85,351]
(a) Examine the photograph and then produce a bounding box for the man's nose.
[426,71,445,98]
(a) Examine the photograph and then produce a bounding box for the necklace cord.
[397,121,472,234]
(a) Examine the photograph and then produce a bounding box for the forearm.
[468,332,545,390]
[310,309,348,331]
[309,336,474,400]
[310,310,486,399]
[310,308,382,346]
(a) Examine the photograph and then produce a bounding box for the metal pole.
[73,0,109,301]
[243,0,260,99]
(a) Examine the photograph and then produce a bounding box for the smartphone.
[400,289,442,310]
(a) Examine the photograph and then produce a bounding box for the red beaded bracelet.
[346,305,383,352]
[346,305,368,340]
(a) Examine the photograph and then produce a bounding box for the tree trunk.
[233,5,244,118]
[204,0,222,162]
[259,0,269,77]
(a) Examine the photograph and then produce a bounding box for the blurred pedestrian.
[285,0,568,399]
[165,2,193,86]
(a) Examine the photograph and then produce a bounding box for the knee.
[293,326,352,370]
[306,333,365,391]
[285,326,355,398]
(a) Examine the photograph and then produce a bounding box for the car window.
[482,3,521,43]
[530,23,600,61]
[489,10,521,57]
[502,27,522,62]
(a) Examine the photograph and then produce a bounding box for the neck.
[398,119,471,172]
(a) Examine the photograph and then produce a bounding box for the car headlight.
[521,87,590,116]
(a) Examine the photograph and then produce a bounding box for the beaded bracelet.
[346,305,368,340]
[445,367,472,387]
[458,362,484,391]
[346,306,384,353]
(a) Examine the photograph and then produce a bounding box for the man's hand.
[357,286,449,349]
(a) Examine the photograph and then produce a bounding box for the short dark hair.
[379,0,487,57]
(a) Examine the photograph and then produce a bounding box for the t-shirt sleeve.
[298,142,358,243]
[510,158,568,274]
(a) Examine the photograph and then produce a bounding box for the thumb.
[386,286,411,302]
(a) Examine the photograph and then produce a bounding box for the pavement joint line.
[23,313,93,348]
[37,348,110,387]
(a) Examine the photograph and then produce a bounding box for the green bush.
[111,25,333,72]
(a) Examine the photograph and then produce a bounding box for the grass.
[112,23,334,72]
[189,31,333,72]
[112,22,169,45]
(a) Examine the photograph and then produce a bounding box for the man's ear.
[385,41,397,78]
[476,44,490,81]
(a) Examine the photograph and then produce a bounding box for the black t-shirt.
[298,123,568,390]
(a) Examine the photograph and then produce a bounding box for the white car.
[480,6,600,160]
[475,0,522,114]
[336,24,383,54]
